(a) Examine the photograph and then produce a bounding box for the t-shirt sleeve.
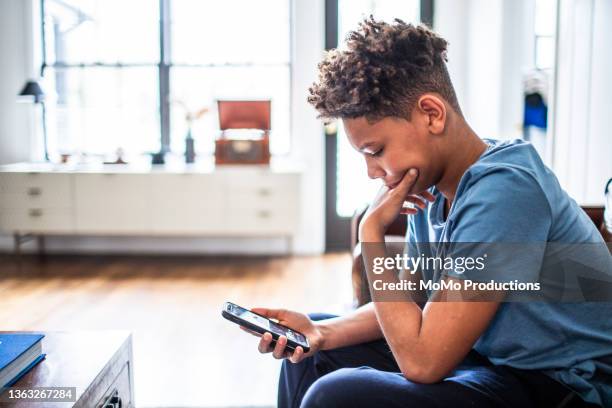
[444,167,552,283]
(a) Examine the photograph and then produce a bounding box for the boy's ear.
[416,94,446,135]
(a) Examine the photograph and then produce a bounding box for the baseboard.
[0,234,292,256]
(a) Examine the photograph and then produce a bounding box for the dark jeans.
[278,313,596,408]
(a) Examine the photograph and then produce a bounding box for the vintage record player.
[215,100,271,165]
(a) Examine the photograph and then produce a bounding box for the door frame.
[324,0,434,252]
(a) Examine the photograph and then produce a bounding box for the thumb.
[251,307,285,320]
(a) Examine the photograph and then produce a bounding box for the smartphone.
[222,302,310,353]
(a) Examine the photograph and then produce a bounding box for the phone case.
[222,307,310,353]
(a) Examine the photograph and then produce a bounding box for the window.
[534,0,556,70]
[41,0,291,159]
[335,0,421,217]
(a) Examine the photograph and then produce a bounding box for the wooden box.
[215,100,271,165]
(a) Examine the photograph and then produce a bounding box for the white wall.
[552,0,612,205]
[0,0,326,255]
[289,0,326,254]
[435,0,534,141]
[0,0,37,165]
[433,0,469,110]
[437,0,610,204]
[499,0,535,141]
[464,0,504,139]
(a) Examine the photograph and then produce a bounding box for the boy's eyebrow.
[358,142,376,152]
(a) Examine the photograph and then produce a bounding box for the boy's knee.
[300,368,357,408]
[300,367,436,408]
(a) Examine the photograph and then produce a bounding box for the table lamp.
[18,80,49,161]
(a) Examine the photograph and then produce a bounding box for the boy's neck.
[435,120,487,204]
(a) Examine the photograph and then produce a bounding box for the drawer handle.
[102,390,122,408]
[108,395,122,408]
[257,188,271,197]
[28,209,43,217]
[27,187,42,196]
[257,210,271,219]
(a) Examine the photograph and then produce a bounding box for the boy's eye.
[372,148,383,157]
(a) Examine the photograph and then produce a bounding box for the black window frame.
[39,0,293,156]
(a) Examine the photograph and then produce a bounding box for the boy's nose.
[366,159,386,180]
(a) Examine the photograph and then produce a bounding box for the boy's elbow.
[401,365,444,384]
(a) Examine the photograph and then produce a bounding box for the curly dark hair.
[308,17,461,121]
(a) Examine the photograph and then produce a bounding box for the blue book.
[0,334,46,389]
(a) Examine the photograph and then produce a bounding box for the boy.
[248,18,612,407]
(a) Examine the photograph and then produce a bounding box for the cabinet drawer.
[227,174,299,210]
[150,174,227,233]
[0,172,72,194]
[96,363,132,408]
[227,190,299,211]
[0,191,73,210]
[0,208,74,232]
[75,174,151,233]
[0,173,73,209]
[226,173,296,194]
[226,207,297,235]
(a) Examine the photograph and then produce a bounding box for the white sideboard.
[0,162,301,252]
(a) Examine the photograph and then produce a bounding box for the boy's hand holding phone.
[248,308,323,363]
[222,302,323,364]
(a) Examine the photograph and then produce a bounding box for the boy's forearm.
[315,302,383,350]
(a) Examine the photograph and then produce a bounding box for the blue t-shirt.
[408,138,612,406]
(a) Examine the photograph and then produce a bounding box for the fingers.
[393,168,419,195]
[258,333,292,359]
[399,192,434,215]
[258,332,274,353]
[289,346,305,364]
[421,191,436,202]
[272,335,288,359]
[256,332,306,363]
[403,195,427,209]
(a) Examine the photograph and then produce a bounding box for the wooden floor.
[0,253,354,408]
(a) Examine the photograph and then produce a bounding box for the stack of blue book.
[0,334,46,388]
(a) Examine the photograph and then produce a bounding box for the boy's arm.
[359,167,547,384]
[315,302,383,350]
[361,238,502,384]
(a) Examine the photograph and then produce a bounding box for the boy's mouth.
[385,181,400,189]
[385,170,419,190]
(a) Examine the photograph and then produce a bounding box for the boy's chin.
[410,182,432,196]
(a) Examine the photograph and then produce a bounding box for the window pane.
[43,67,160,157]
[336,129,381,217]
[43,0,159,64]
[338,0,420,47]
[170,66,290,155]
[536,36,555,70]
[336,0,420,217]
[171,0,290,64]
[535,0,557,36]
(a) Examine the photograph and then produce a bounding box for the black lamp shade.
[19,80,45,102]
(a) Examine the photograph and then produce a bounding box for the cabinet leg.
[14,233,21,258]
[287,236,293,255]
[37,235,46,262]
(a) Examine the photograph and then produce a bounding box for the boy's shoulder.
[457,138,548,201]
[470,138,542,176]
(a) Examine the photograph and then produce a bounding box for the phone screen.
[228,303,308,345]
